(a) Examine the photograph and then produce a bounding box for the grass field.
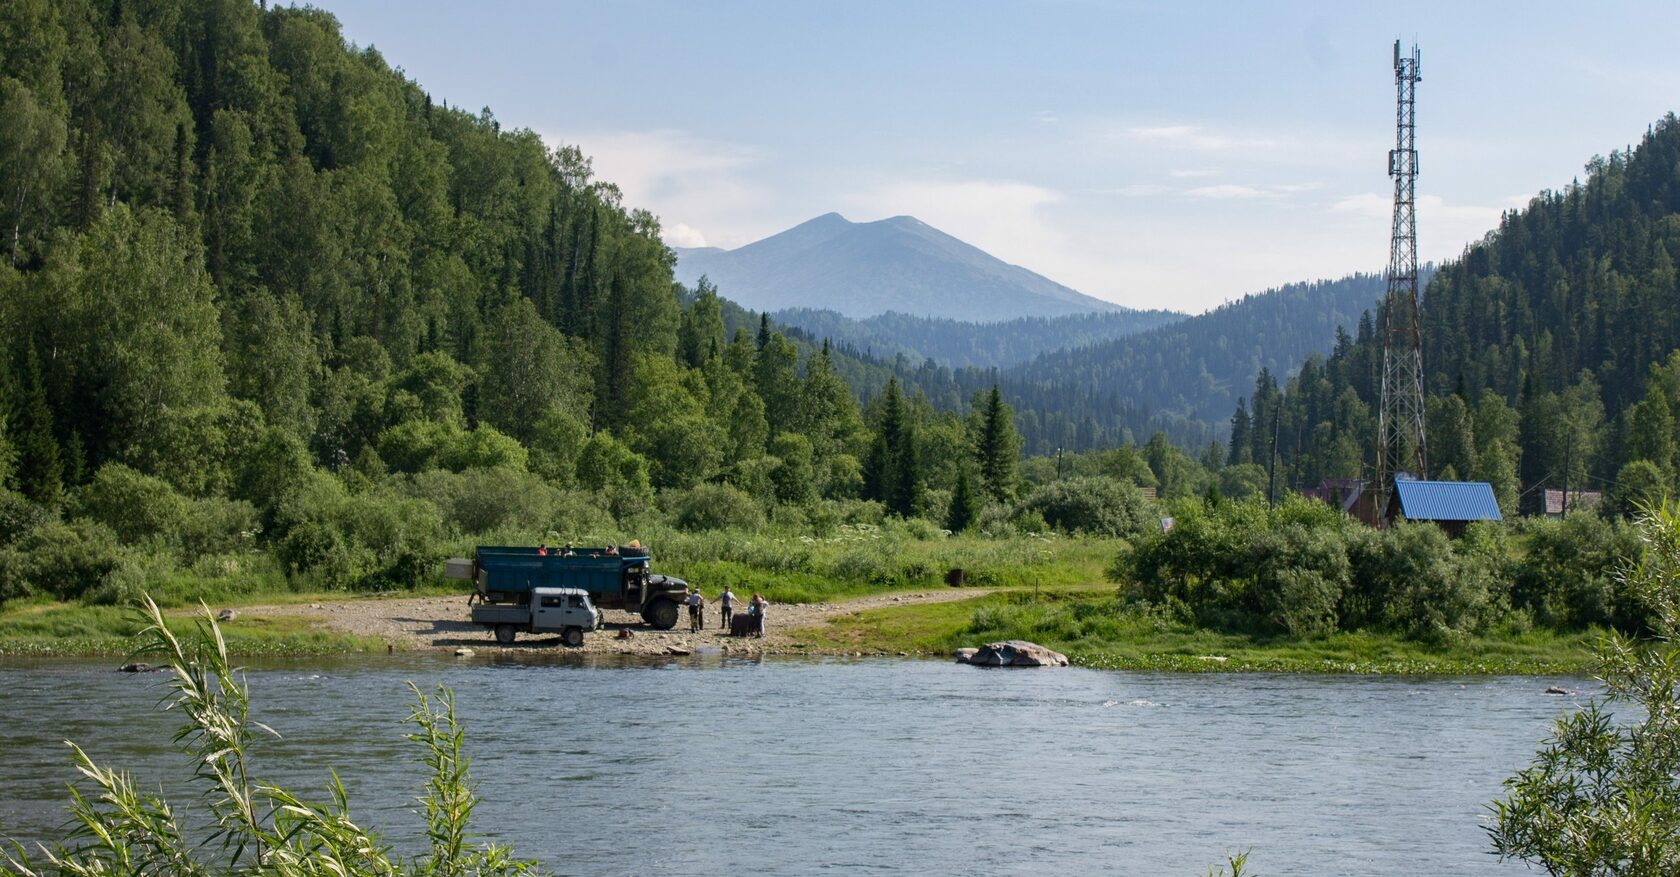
[0,532,1606,672]
[793,586,1601,675]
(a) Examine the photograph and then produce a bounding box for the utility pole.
[1376,40,1428,525]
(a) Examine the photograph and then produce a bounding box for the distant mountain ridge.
[673,212,1127,321]
[770,307,1184,370]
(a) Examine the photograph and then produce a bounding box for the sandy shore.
[239,588,991,657]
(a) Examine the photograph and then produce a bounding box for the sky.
[325,0,1680,314]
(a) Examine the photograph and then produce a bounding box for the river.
[0,654,1586,875]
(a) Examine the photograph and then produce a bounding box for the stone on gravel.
[966,640,1068,668]
[954,648,980,664]
[454,648,474,657]
[667,646,693,656]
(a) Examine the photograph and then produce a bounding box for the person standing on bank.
[750,593,768,637]
[719,587,736,632]
[686,588,703,633]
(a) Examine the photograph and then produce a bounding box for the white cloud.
[1330,192,1521,264]
[1170,168,1221,179]
[842,178,1108,289]
[1187,182,1319,200]
[1331,192,1392,218]
[1187,184,1268,199]
[1106,183,1171,196]
[1118,124,1281,153]
[539,128,773,249]
[663,222,708,248]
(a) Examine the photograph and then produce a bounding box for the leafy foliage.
[1490,500,1680,874]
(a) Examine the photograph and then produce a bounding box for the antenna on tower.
[1376,40,1427,524]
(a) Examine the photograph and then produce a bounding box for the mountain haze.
[769,307,1184,370]
[674,213,1126,321]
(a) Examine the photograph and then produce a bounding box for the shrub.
[1512,513,1643,630]
[178,496,261,557]
[74,463,191,547]
[1351,521,1490,641]
[272,475,445,590]
[0,488,52,548]
[1251,523,1350,636]
[669,483,765,532]
[1019,476,1152,538]
[0,517,124,602]
[409,466,563,536]
[1490,501,1680,872]
[442,424,529,472]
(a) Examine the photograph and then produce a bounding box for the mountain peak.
[673,213,1124,321]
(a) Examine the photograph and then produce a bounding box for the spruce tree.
[1228,398,1252,465]
[864,377,906,507]
[946,466,978,533]
[892,418,922,518]
[975,384,1019,503]
[15,340,63,505]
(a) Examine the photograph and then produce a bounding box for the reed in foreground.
[2,596,538,877]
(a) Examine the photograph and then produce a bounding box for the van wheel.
[646,598,680,630]
[561,627,584,648]
[494,624,516,645]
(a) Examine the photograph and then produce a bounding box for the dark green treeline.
[1228,115,1680,513]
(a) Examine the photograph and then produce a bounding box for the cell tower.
[1376,40,1427,519]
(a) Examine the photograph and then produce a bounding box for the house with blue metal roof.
[1385,480,1503,536]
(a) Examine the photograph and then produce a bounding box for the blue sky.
[327,0,1680,313]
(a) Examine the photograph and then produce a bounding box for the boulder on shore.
[956,640,1068,668]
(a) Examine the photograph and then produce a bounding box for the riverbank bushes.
[1119,496,1644,641]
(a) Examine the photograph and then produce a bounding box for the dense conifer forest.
[1238,117,1680,512]
[0,0,1044,599]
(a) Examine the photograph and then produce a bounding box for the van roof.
[531,587,592,597]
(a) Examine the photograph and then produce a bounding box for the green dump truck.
[444,545,690,634]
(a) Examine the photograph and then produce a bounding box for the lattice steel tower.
[1376,40,1426,517]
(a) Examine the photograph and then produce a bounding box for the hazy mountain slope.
[769,307,1184,370]
[995,272,1410,452]
[674,213,1127,320]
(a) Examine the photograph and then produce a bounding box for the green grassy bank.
[0,593,394,657]
[794,587,1601,675]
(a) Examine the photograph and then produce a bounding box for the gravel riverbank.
[239,589,992,657]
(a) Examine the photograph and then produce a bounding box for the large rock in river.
[959,640,1067,668]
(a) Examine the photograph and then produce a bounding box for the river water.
[0,654,1587,875]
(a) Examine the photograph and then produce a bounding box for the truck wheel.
[494,624,516,645]
[646,598,679,630]
[561,627,584,648]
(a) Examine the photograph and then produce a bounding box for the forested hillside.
[768,307,1183,370]
[995,272,1399,453]
[1241,115,1680,512]
[0,0,1034,599]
